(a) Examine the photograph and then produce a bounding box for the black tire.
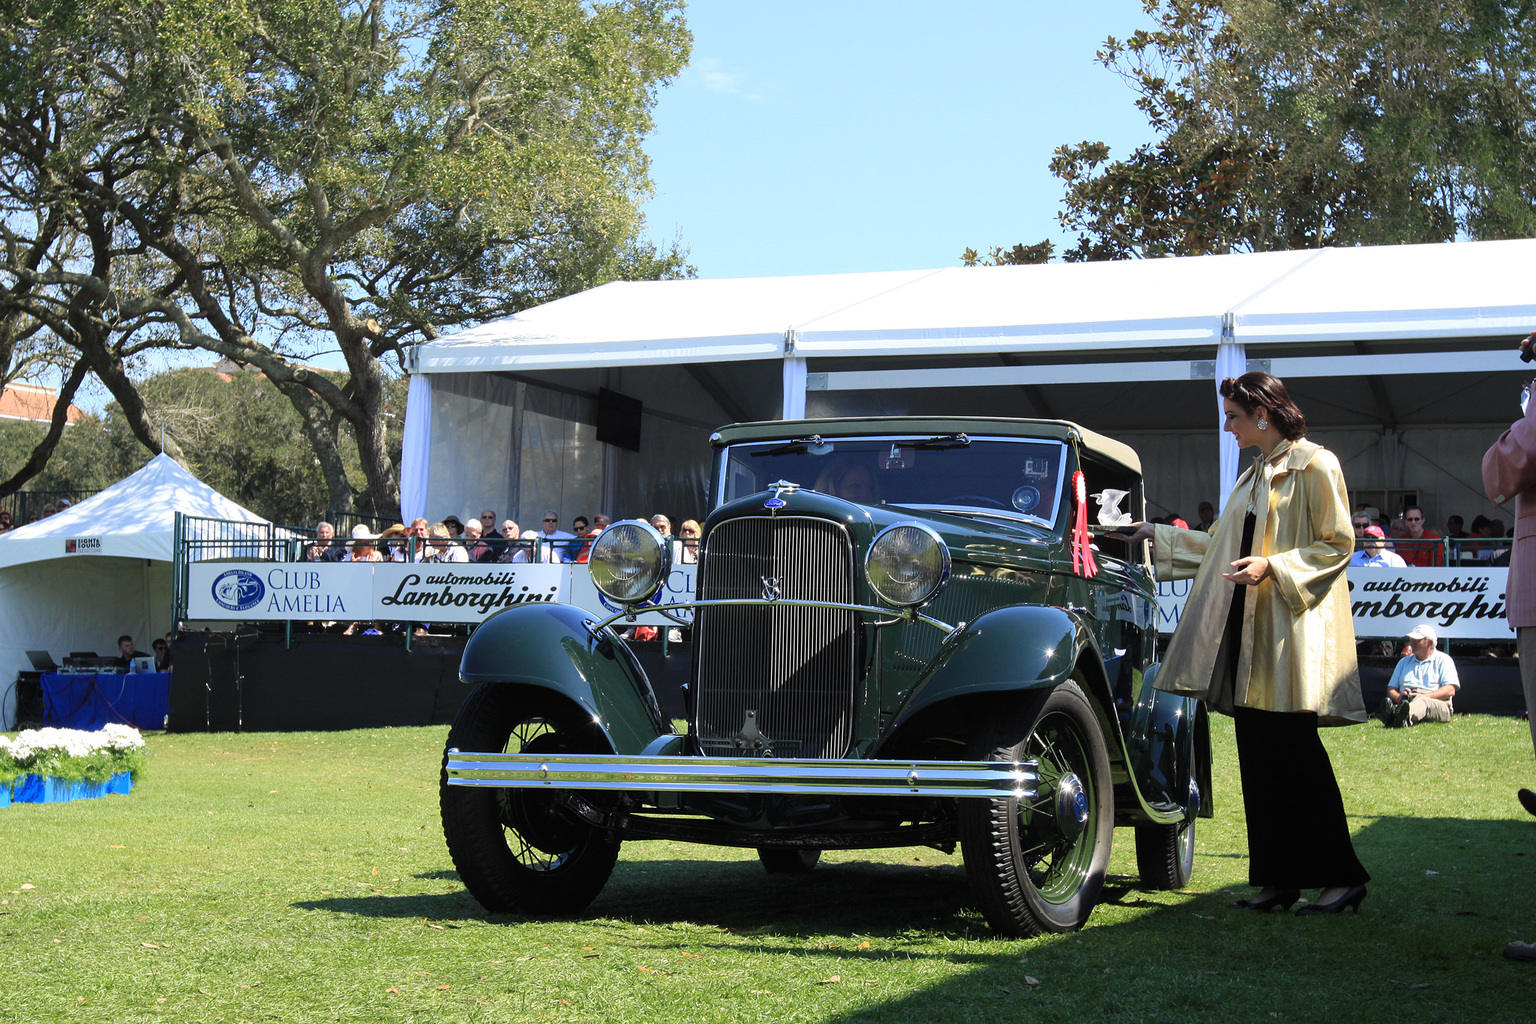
[1134,816,1196,890]
[757,847,822,873]
[440,685,620,915]
[959,679,1113,937]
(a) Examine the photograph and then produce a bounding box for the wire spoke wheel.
[961,678,1113,937]
[440,686,620,915]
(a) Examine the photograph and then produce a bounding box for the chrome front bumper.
[444,752,1036,800]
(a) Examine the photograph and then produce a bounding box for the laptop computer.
[25,650,58,672]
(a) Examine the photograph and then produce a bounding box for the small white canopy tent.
[403,238,1536,536]
[0,454,276,728]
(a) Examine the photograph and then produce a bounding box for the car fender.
[881,605,1114,739]
[1122,662,1205,818]
[458,603,669,754]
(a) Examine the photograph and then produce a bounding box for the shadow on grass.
[293,815,1535,1021]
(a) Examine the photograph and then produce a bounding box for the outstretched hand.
[1124,521,1156,543]
[1223,556,1270,586]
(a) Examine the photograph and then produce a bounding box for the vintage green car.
[440,417,1211,936]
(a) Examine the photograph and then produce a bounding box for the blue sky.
[641,1,1159,279]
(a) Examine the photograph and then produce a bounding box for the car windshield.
[719,436,1069,527]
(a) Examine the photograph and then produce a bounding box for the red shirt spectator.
[1398,506,1444,567]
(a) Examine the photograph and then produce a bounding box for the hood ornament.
[764,479,799,514]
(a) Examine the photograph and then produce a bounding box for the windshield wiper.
[892,433,970,451]
[752,435,834,457]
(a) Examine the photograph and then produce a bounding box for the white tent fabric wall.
[400,371,433,524]
[406,238,1536,535]
[0,558,172,729]
[1214,337,1247,511]
[424,371,716,528]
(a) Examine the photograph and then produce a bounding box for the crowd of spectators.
[298,507,700,640]
[0,498,73,533]
[301,508,701,566]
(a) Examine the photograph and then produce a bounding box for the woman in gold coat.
[1129,372,1369,915]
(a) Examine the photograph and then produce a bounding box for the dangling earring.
[1257,417,1268,430]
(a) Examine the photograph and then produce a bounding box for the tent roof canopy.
[415,239,1536,373]
[0,453,273,570]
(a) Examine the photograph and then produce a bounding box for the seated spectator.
[678,519,701,564]
[1462,515,1510,563]
[1350,510,1374,548]
[537,510,575,562]
[0,509,12,533]
[151,637,171,672]
[1397,505,1444,567]
[305,521,347,562]
[347,527,384,562]
[1378,623,1460,727]
[521,528,545,562]
[1445,514,1467,539]
[404,518,430,562]
[477,509,505,558]
[651,513,688,562]
[442,514,465,538]
[465,520,496,563]
[378,523,408,561]
[424,523,469,563]
[1351,525,1406,567]
[1194,501,1216,532]
[573,527,602,563]
[497,521,530,563]
[593,514,611,531]
[42,502,56,517]
[112,634,149,669]
[572,515,590,535]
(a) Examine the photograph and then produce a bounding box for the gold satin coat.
[1153,439,1366,726]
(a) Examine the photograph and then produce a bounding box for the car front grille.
[692,516,859,759]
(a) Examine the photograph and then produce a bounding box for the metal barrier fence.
[172,513,310,623]
[323,508,396,539]
[1356,536,1515,567]
[0,489,98,523]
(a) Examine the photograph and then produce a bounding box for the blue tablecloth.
[41,672,171,731]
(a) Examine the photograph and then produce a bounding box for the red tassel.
[1071,470,1098,578]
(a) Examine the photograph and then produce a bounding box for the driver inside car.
[814,461,881,503]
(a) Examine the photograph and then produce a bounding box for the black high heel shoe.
[1295,884,1367,915]
[1231,888,1300,912]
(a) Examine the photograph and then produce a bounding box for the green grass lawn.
[1,713,1534,1024]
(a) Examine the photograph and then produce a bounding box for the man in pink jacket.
[1481,331,1536,964]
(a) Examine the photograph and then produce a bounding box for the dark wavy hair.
[1219,371,1306,441]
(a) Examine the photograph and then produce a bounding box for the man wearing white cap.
[1378,623,1460,727]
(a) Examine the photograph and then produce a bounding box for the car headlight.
[865,523,950,608]
[588,520,672,605]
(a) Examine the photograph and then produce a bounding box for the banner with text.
[187,562,566,623]
[1155,567,1512,639]
[567,564,699,626]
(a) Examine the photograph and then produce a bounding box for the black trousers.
[1233,705,1371,889]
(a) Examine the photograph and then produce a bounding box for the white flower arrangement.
[0,725,148,785]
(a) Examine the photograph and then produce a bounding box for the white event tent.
[402,238,1536,535]
[0,454,278,728]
